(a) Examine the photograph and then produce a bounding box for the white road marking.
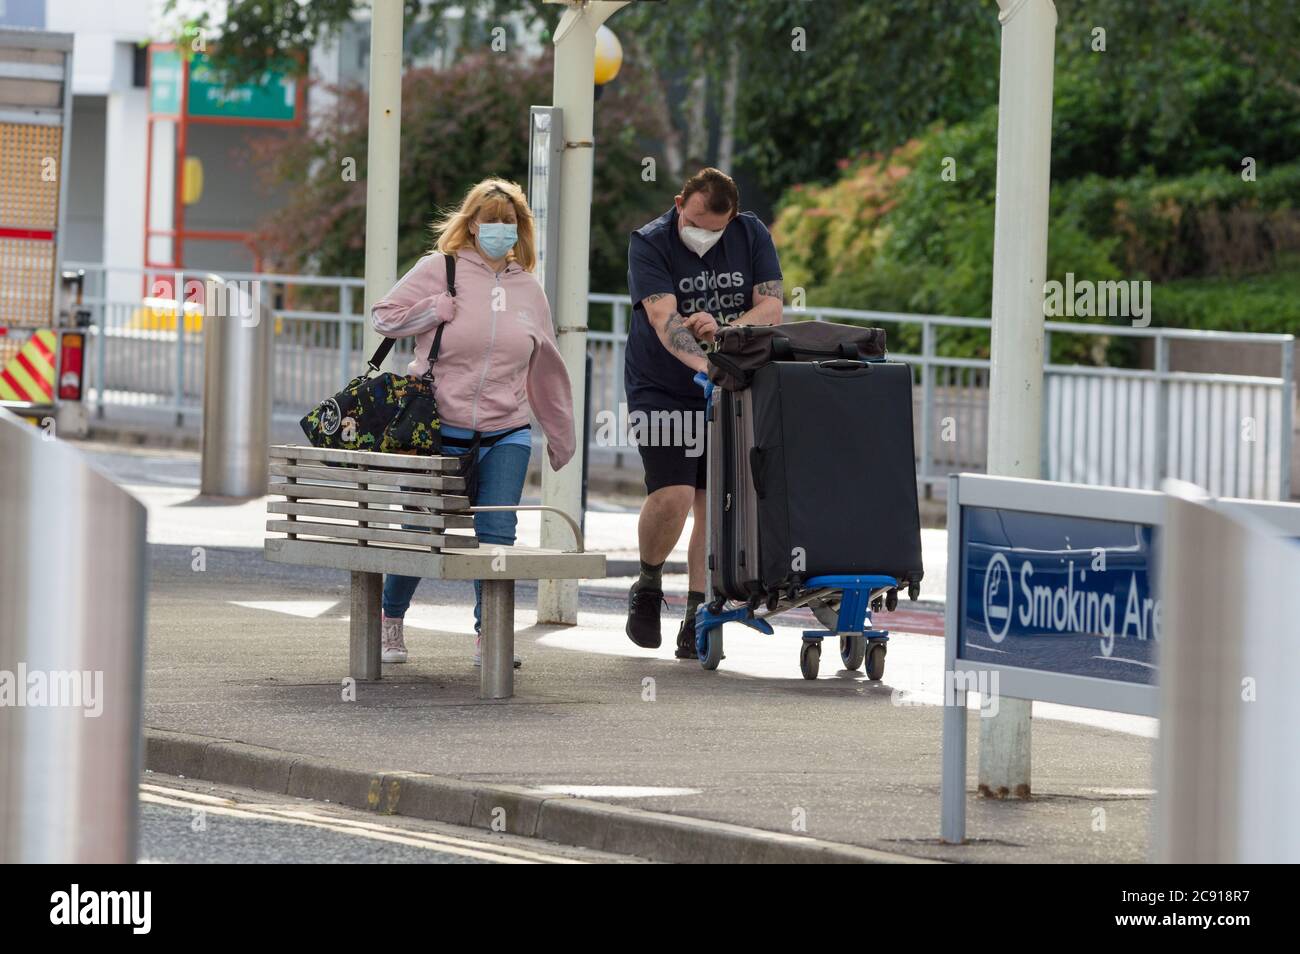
[529,785,702,798]
[229,600,339,619]
[139,784,582,864]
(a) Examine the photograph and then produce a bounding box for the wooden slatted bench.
[262,444,606,699]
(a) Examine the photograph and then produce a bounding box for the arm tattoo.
[665,312,705,357]
[754,279,783,301]
[642,292,669,306]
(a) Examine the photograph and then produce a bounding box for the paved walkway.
[89,443,1156,863]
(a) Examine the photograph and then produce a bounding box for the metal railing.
[69,263,1297,500]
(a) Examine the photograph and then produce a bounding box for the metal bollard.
[0,409,148,862]
[200,274,273,497]
[1155,481,1300,863]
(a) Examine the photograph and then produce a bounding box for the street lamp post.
[979,0,1058,799]
[362,1,405,368]
[538,0,629,624]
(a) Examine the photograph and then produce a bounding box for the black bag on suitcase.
[707,320,887,391]
[708,356,923,602]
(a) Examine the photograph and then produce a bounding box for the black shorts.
[634,411,708,494]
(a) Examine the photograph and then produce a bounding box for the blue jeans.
[381,441,530,632]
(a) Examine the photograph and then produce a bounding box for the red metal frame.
[142,43,304,295]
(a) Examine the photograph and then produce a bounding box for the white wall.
[66,94,105,262]
[46,0,151,94]
[102,35,148,301]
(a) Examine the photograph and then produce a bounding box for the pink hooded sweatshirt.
[370,248,575,471]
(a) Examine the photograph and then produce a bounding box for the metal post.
[1154,333,1169,488]
[200,277,273,497]
[528,105,564,307]
[339,283,353,385]
[538,0,630,624]
[480,578,516,699]
[919,319,934,487]
[0,409,147,862]
[173,273,186,427]
[582,349,592,531]
[940,474,968,843]
[1279,338,1294,500]
[978,0,1058,799]
[94,269,107,419]
[612,298,626,469]
[362,0,405,367]
[1041,328,1053,477]
[350,571,382,681]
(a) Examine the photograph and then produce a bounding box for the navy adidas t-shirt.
[625,206,782,412]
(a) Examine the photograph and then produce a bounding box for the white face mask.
[680,224,725,257]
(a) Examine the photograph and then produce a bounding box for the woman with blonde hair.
[370,178,575,666]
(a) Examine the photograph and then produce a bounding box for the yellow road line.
[139,784,582,864]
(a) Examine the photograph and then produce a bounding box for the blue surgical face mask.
[476,222,518,259]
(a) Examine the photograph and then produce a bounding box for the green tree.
[165,0,1005,204]
[246,51,666,296]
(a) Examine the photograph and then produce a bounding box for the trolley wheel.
[766,590,781,611]
[866,642,887,681]
[799,640,821,680]
[885,588,899,612]
[698,626,724,670]
[840,633,866,671]
[707,597,725,615]
[908,582,920,602]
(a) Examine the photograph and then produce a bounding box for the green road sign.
[150,49,182,116]
[149,48,297,122]
[187,53,297,121]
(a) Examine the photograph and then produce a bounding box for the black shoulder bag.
[299,255,456,455]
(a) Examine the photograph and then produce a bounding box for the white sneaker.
[381,614,408,663]
[473,634,521,669]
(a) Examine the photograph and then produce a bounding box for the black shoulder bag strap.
[366,253,456,374]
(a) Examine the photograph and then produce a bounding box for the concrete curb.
[144,728,937,864]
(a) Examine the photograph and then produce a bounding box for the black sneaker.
[626,581,665,648]
[674,616,699,659]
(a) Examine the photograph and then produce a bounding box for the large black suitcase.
[708,358,923,602]
[707,385,763,602]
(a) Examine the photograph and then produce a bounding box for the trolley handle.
[693,370,714,403]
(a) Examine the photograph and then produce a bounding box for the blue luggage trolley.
[693,574,900,680]
[690,373,914,680]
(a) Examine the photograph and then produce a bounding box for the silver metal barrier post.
[1155,481,1300,863]
[0,409,147,862]
[200,275,274,497]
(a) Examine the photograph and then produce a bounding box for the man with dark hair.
[622,167,784,657]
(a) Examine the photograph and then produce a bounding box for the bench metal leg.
[479,578,515,700]
[350,570,382,681]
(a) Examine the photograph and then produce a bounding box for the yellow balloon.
[594,24,623,86]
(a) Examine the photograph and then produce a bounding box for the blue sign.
[959,507,1161,685]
